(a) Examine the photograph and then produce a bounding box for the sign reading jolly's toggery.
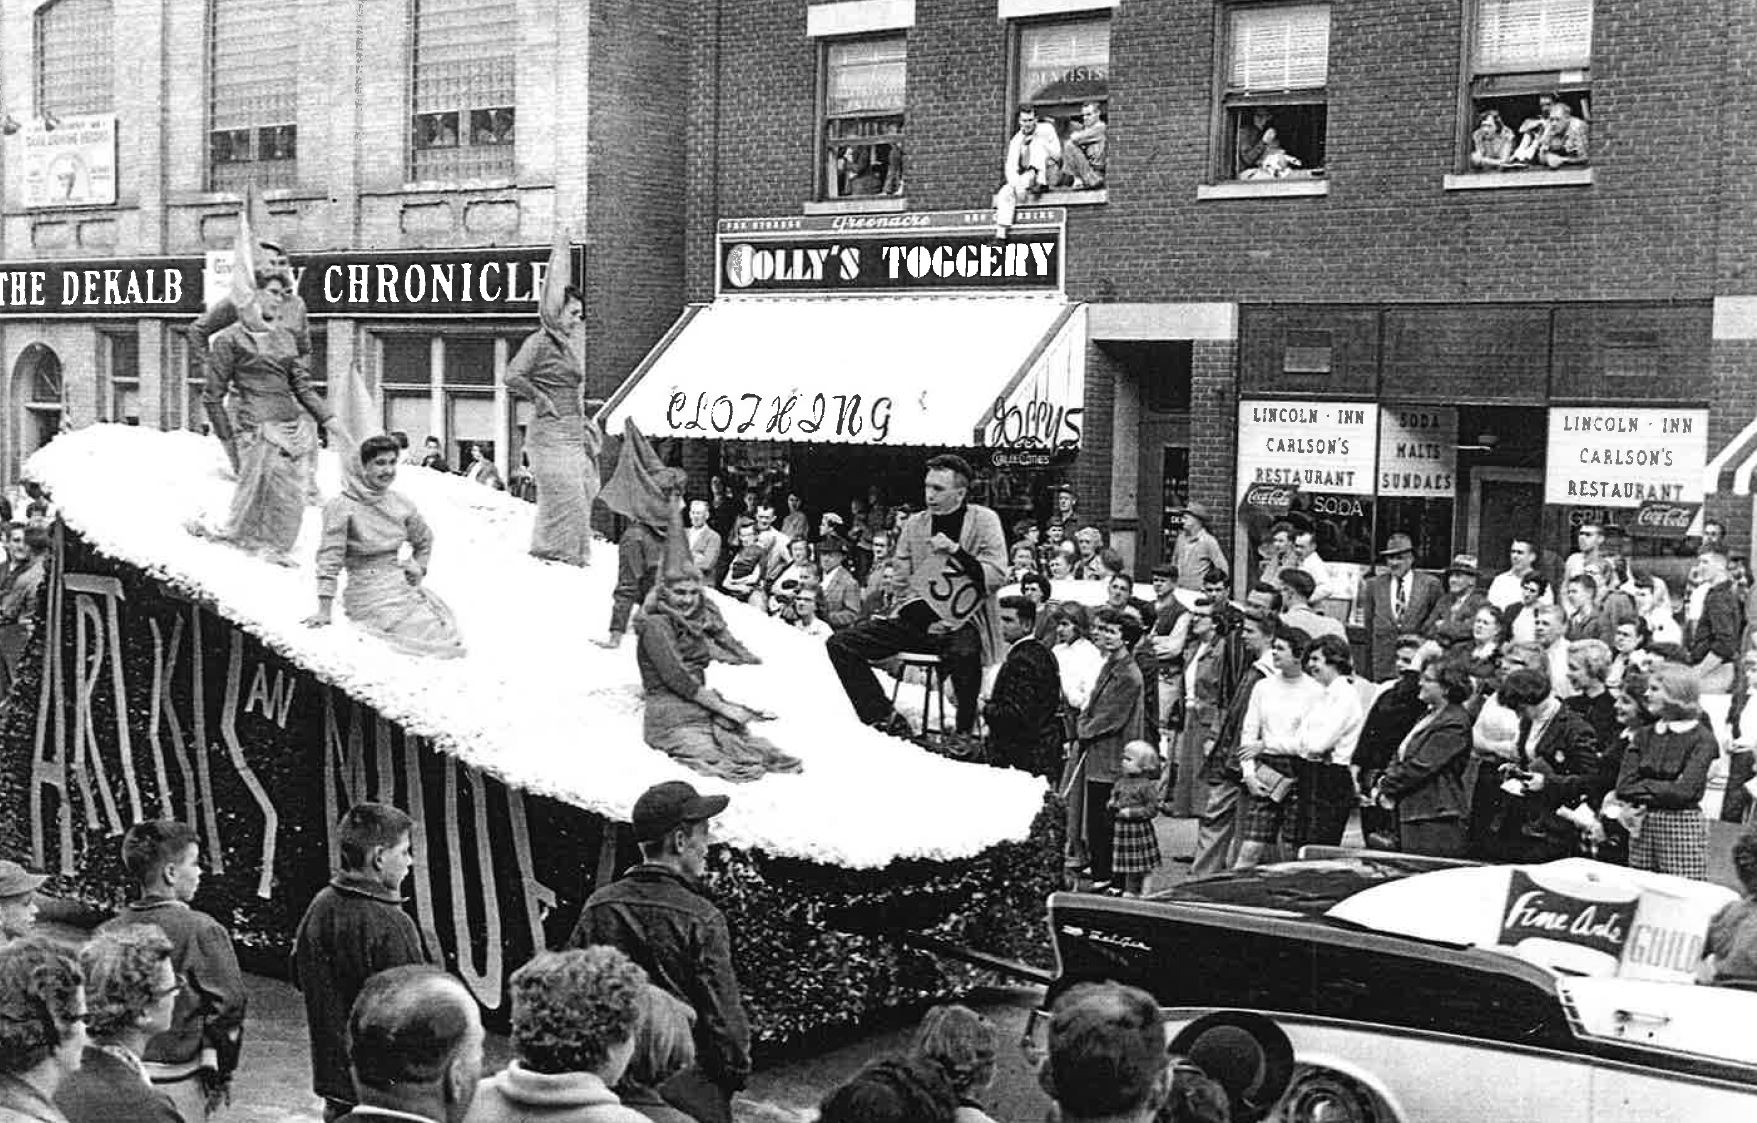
[715,209,1065,297]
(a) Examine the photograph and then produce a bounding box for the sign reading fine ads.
[1544,407,1708,510]
[18,114,118,208]
[716,209,1065,297]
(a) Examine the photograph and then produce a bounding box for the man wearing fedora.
[0,859,48,944]
[1427,554,1489,648]
[1362,534,1443,681]
[570,781,749,1123]
[1171,502,1227,591]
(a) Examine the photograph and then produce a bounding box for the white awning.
[1706,413,1757,495]
[600,297,1087,449]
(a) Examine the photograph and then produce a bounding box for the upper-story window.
[820,35,906,200]
[409,0,517,183]
[1464,0,1592,173]
[35,0,113,116]
[209,0,299,193]
[1218,3,1329,182]
[1012,16,1110,193]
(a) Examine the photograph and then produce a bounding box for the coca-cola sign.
[1632,500,1701,539]
[1241,482,1300,515]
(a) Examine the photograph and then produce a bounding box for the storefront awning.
[600,298,1087,449]
[1706,414,1757,495]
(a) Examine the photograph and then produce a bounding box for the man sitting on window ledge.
[994,106,1060,240]
[1058,101,1107,190]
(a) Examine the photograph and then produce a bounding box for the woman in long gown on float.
[301,433,466,658]
[503,227,602,565]
[624,447,802,782]
[197,263,338,564]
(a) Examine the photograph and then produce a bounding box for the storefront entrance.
[9,343,64,483]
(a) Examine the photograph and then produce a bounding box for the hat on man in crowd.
[1379,533,1416,557]
[1446,553,1480,578]
[0,860,48,900]
[819,533,850,559]
[631,781,729,843]
[1177,501,1214,527]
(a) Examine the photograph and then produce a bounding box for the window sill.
[1195,179,1329,201]
[1037,188,1107,207]
[171,190,327,207]
[1443,167,1594,191]
[803,197,909,215]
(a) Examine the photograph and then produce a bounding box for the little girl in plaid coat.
[1109,741,1163,896]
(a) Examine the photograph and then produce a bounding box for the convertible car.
[1046,854,1756,1123]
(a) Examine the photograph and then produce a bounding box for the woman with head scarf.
[302,433,466,657]
[504,228,603,566]
[600,423,691,649]
[633,492,802,783]
[197,262,340,565]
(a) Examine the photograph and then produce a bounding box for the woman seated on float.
[303,433,466,659]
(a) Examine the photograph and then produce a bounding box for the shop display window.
[100,329,140,425]
[35,0,113,117]
[1217,3,1329,182]
[209,0,298,192]
[1012,16,1110,194]
[1462,0,1592,173]
[409,0,517,183]
[820,35,907,200]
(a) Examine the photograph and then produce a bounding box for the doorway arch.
[9,343,64,483]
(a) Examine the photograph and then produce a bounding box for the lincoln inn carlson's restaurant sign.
[1234,401,1712,586]
[0,245,586,319]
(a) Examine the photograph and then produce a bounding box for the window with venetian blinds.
[209,0,300,192]
[1228,3,1330,94]
[1474,0,1593,75]
[409,0,518,183]
[35,0,113,116]
[1218,3,1330,180]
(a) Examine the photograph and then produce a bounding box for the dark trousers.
[1084,779,1116,882]
[825,615,983,733]
[663,1065,734,1123]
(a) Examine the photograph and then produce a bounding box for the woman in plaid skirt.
[1108,741,1163,897]
[1616,662,1717,879]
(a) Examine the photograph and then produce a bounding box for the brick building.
[1,0,686,490]
[598,0,1757,619]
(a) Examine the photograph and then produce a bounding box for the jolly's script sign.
[716,209,1065,297]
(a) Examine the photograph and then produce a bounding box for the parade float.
[0,424,1059,1050]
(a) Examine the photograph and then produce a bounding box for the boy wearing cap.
[571,781,749,1123]
[0,860,48,944]
[1171,503,1226,591]
[98,820,246,1121]
[290,802,429,1121]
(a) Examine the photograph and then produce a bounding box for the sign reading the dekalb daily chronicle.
[716,209,1065,297]
[0,246,584,319]
[1379,406,1457,499]
[1235,400,1379,503]
[1544,407,1708,508]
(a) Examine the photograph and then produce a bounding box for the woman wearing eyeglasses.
[55,928,183,1123]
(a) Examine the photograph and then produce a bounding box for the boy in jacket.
[97,820,246,1122]
[292,802,430,1121]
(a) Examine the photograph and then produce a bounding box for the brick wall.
[583,0,690,399]
[695,1,1735,307]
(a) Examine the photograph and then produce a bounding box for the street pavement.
[34,814,1746,1123]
